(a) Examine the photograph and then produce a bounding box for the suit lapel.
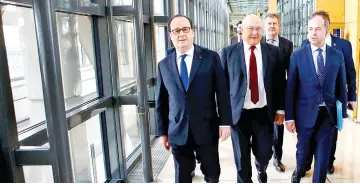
[237,43,247,80]
[168,52,185,91]
[279,37,285,54]
[188,45,203,88]
[305,45,319,84]
[261,42,268,78]
[324,45,332,82]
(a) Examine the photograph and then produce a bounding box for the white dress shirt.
[266,35,280,47]
[243,41,267,109]
[325,34,332,46]
[176,46,194,77]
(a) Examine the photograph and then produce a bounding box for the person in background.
[230,21,242,45]
[262,13,293,173]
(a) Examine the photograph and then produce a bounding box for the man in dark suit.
[300,10,356,175]
[156,14,232,183]
[262,13,293,173]
[286,12,347,183]
[220,14,285,183]
[230,21,242,45]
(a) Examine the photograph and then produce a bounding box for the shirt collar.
[325,34,332,46]
[176,45,195,59]
[243,41,261,51]
[266,35,279,42]
[310,43,327,54]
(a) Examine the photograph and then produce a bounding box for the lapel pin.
[199,56,202,59]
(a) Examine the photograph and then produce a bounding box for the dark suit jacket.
[286,44,347,128]
[220,42,285,125]
[230,35,240,45]
[301,35,356,101]
[156,44,232,146]
[262,36,293,72]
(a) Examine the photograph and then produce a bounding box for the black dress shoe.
[327,165,335,175]
[257,172,267,183]
[291,170,301,183]
[273,159,285,172]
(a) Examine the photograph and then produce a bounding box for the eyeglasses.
[170,27,191,35]
[244,26,263,32]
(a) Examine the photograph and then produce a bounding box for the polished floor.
[157,118,360,183]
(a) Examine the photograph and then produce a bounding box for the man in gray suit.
[230,21,242,44]
[221,14,285,183]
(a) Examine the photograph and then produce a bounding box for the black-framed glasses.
[170,27,191,35]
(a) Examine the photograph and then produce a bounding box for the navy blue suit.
[301,36,355,169]
[286,44,347,182]
[156,44,232,182]
[220,42,285,182]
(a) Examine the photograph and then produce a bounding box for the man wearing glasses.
[220,14,285,183]
[155,14,232,183]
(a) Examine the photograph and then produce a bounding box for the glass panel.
[173,0,179,14]
[24,166,54,183]
[119,105,140,157]
[1,5,47,132]
[115,21,137,89]
[154,26,166,64]
[24,143,53,182]
[56,13,98,110]
[68,115,106,183]
[153,0,165,16]
[112,0,132,5]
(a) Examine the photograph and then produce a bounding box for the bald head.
[241,14,263,46]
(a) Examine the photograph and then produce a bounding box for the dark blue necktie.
[317,48,325,104]
[180,54,189,90]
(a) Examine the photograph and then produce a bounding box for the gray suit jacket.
[230,35,240,45]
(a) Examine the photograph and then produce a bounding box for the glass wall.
[277,0,315,49]
[0,0,231,183]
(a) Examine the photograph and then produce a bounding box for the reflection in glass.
[155,26,166,64]
[23,143,53,183]
[56,13,98,110]
[68,115,106,183]
[112,0,132,5]
[115,21,137,88]
[1,5,46,132]
[119,105,140,157]
[153,0,165,16]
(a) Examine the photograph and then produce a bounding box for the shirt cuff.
[219,125,230,127]
[276,110,285,115]
[285,120,294,123]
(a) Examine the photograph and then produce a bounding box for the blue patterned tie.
[317,48,325,104]
[180,54,189,90]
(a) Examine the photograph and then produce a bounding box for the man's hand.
[285,121,296,133]
[274,113,285,125]
[219,127,231,141]
[160,136,170,150]
[348,101,357,110]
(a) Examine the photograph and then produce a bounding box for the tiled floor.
[157,118,360,183]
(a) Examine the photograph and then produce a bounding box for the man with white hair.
[220,14,285,183]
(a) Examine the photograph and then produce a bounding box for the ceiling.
[227,0,268,15]
[227,0,269,24]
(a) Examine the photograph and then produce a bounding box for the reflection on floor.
[157,119,360,183]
